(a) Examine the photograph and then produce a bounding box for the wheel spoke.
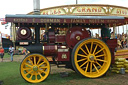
[28,58,33,65]
[85,62,89,72]
[23,67,32,71]
[25,70,33,76]
[85,44,89,54]
[96,59,107,62]
[93,63,99,73]
[24,63,33,68]
[38,69,46,74]
[95,54,105,58]
[35,73,38,80]
[77,58,87,63]
[77,54,87,58]
[34,56,36,65]
[80,48,88,55]
[80,60,88,68]
[38,72,43,78]
[95,61,102,68]
[37,57,41,65]
[93,44,98,54]
[95,48,104,55]
[90,42,93,54]
[39,66,48,69]
[90,62,92,73]
[29,74,33,79]
[38,61,45,67]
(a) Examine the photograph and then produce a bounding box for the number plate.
[19,42,28,45]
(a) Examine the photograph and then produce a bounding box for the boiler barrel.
[25,44,57,56]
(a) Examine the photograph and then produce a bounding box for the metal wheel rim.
[20,54,50,83]
[73,38,111,78]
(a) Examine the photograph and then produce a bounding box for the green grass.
[4,53,10,58]
[0,62,90,85]
[0,61,126,85]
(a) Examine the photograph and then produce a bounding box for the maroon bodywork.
[66,27,90,48]
[106,39,117,64]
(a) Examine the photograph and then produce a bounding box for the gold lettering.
[47,19,49,22]
[40,19,43,22]
[100,20,104,23]
[33,18,35,22]
[56,19,60,23]
[89,20,95,23]
[13,18,27,22]
[50,19,53,22]
[64,19,66,23]
[40,19,60,23]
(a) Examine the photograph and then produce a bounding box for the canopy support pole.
[113,24,116,38]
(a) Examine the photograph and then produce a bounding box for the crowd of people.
[0,45,28,62]
[117,33,128,49]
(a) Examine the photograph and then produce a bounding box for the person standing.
[0,46,4,62]
[9,45,14,62]
[22,48,26,55]
[101,25,111,42]
[121,33,125,48]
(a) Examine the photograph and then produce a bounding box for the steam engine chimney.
[33,0,40,15]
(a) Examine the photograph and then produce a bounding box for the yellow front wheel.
[71,38,111,78]
[20,53,50,83]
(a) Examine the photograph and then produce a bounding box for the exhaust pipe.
[33,0,40,15]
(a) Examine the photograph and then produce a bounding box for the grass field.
[0,56,128,85]
[4,53,10,58]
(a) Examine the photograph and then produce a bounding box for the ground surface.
[0,54,128,85]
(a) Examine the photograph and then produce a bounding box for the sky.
[0,0,128,35]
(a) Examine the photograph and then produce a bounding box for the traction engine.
[16,26,116,83]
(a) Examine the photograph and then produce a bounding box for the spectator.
[111,32,114,39]
[101,25,111,42]
[0,46,4,62]
[121,33,125,48]
[43,32,46,40]
[22,48,26,55]
[9,45,14,62]
[117,38,122,49]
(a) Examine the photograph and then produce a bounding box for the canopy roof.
[6,14,125,25]
[6,14,124,19]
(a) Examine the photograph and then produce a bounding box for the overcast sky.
[0,0,128,35]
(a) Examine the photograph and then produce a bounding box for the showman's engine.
[16,26,91,62]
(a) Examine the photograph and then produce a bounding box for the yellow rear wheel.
[71,38,111,78]
[20,54,50,83]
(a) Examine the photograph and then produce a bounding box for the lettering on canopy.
[111,8,128,16]
[6,18,124,24]
[72,6,105,15]
[40,8,66,15]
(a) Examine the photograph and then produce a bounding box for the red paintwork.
[43,44,70,61]
[17,27,32,40]
[43,44,57,56]
[106,39,117,64]
[48,32,55,44]
[55,35,66,43]
[56,51,70,61]
[66,26,90,48]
